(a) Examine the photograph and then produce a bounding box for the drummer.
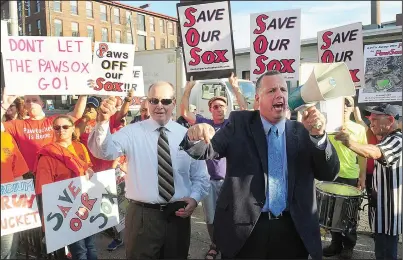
[323,96,367,259]
[335,103,402,260]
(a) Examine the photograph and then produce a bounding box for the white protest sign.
[317,22,364,88]
[177,1,236,80]
[358,42,402,103]
[92,42,136,96]
[250,9,301,83]
[42,169,119,253]
[2,36,94,95]
[1,179,42,236]
[119,66,145,97]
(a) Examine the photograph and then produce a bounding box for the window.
[87,25,94,41]
[70,1,78,15]
[25,1,31,17]
[17,1,22,19]
[37,20,41,35]
[54,0,61,12]
[35,1,41,13]
[137,14,145,31]
[27,23,31,35]
[54,19,62,36]
[71,22,79,37]
[126,32,132,44]
[160,38,166,49]
[114,8,120,24]
[169,40,175,48]
[137,35,146,51]
[149,37,155,50]
[100,5,107,21]
[168,22,174,35]
[115,30,121,43]
[86,1,93,18]
[160,20,165,34]
[101,28,108,42]
[149,17,155,32]
[242,71,250,80]
[126,11,131,25]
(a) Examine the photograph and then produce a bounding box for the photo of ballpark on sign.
[177,1,236,80]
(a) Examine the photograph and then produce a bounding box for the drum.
[316,182,363,233]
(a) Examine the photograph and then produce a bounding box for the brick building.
[1,0,178,51]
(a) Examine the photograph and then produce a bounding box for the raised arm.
[67,95,88,121]
[229,73,247,111]
[180,79,197,125]
[115,88,134,123]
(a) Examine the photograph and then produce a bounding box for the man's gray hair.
[255,70,282,91]
[148,81,175,95]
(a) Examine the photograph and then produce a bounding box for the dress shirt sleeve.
[188,159,210,203]
[87,121,128,161]
[310,134,327,150]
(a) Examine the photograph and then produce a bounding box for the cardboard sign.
[42,170,119,253]
[1,179,42,236]
[177,1,236,80]
[92,42,136,96]
[358,42,402,103]
[318,23,364,88]
[250,9,301,83]
[1,36,94,95]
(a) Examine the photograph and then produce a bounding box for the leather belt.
[129,199,168,211]
[261,211,290,220]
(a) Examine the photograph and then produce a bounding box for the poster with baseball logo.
[177,1,236,80]
[317,22,364,88]
[250,9,301,83]
[92,42,136,96]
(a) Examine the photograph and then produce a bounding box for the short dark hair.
[255,70,281,91]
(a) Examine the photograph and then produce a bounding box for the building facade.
[1,0,178,51]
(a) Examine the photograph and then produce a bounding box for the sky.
[123,1,402,49]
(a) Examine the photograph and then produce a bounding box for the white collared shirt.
[88,118,210,204]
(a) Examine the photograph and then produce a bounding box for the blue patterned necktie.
[268,125,286,216]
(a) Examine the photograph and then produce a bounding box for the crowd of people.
[1,71,402,260]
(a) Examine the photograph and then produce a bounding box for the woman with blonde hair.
[34,115,97,260]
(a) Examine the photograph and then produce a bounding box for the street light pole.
[9,0,18,36]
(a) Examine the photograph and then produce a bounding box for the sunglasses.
[53,125,72,131]
[148,98,174,105]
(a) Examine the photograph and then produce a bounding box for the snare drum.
[316,182,363,233]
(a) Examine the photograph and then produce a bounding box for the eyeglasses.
[148,98,174,105]
[212,105,225,110]
[53,125,72,131]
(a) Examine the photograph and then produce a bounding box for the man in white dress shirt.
[87,81,210,259]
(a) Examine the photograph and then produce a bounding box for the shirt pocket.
[174,150,191,174]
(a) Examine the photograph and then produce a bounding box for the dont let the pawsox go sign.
[177,1,236,80]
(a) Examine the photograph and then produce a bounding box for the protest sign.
[177,1,236,80]
[317,22,364,88]
[92,42,136,96]
[122,66,145,98]
[358,42,402,103]
[1,179,42,236]
[1,36,94,95]
[42,169,119,253]
[250,9,301,83]
[113,168,128,233]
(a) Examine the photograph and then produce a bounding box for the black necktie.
[157,127,175,202]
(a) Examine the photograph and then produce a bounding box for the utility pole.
[9,0,18,35]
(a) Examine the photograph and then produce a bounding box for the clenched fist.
[97,96,117,123]
[187,123,215,143]
[301,106,326,136]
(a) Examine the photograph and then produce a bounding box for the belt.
[261,211,290,220]
[129,200,168,211]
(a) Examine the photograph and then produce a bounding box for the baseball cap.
[366,103,400,119]
[86,97,100,108]
[208,96,227,107]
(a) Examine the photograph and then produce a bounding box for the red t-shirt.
[3,115,59,172]
[366,128,378,174]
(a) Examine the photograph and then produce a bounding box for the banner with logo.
[177,1,236,80]
[250,9,301,83]
[358,42,402,103]
[317,22,364,88]
[42,170,119,253]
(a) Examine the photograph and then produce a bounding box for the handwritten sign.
[121,66,145,97]
[318,23,364,88]
[42,169,119,253]
[250,9,301,82]
[1,179,42,236]
[358,42,402,103]
[1,36,93,95]
[92,42,136,96]
[177,1,236,80]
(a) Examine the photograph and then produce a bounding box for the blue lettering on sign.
[1,180,34,196]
